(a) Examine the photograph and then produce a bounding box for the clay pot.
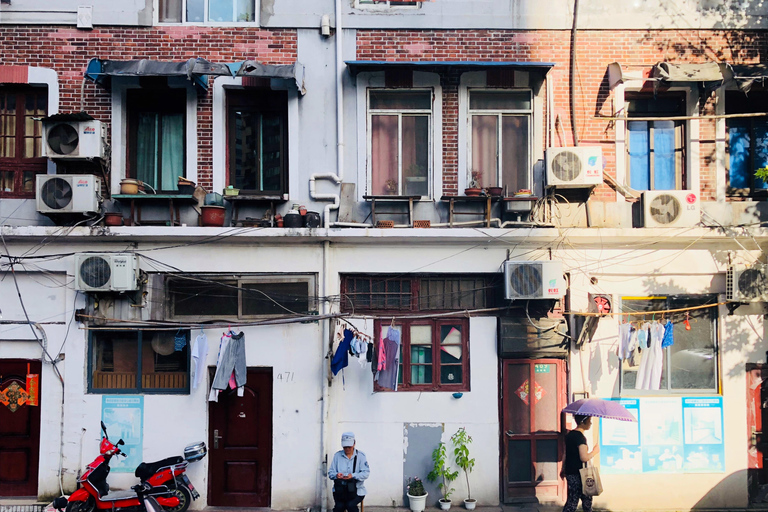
[487,186,503,196]
[120,179,141,195]
[104,212,123,226]
[464,188,482,197]
[201,205,226,227]
[304,211,321,228]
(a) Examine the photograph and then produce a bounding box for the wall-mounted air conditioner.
[503,260,565,300]
[74,253,139,292]
[42,119,106,160]
[36,174,101,214]
[546,147,603,188]
[642,190,700,228]
[727,265,768,302]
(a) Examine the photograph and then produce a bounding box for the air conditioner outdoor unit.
[643,190,700,228]
[727,265,768,302]
[546,146,603,188]
[74,253,139,292]
[503,260,565,300]
[42,119,106,159]
[36,174,101,214]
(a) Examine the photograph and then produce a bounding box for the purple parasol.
[562,398,637,422]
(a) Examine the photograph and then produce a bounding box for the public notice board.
[599,396,724,474]
[101,395,144,473]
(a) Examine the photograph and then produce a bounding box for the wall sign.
[101,396,143,472]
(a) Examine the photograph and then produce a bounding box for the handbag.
[579,462,603,497]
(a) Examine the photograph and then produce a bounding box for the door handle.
[214,429,223,449]
[752,427,762,447]
[505,430,515,437]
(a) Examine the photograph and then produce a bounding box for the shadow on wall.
[691,469,748,510]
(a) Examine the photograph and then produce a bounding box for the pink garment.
[377,330,387,372]
[228,371,237,390]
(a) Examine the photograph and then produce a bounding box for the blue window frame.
[726,91,768,195]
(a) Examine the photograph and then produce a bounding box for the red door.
[501,359,566,503]
[747,364,768,502]
[208,367,273,507]
[0,359,42,497]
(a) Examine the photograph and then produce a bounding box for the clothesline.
[566,301,727,318]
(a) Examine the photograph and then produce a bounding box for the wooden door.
[501,359,565,503]
[747,364,768,502]
[208,367,273,507]
[0,359,41,497]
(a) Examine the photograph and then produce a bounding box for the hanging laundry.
[377,326,401,391]
[366,340,374,363]
[636,321,664,390]
[331,329,354,376]
[661,320,674,348]
[209,331,247,401]
[191,330,209,389]
[617,323,634,360]
[174,330,187,351]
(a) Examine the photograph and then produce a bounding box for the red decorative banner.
[26,373,39,406]
[0,381,30,412]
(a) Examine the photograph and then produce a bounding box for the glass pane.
[261,113,283,192]
[728,120,750,189]
[628,121,650,190]
[22,171,35,193]
[24,138,34,158]
[170,279,238,317]
[402,115,429,196]
[410,324,432,385]
[754,121,768,189]
[209,0,233,21]
[440,324,462,357]
[370,90,431,110]
[242,281,311,316]
[237,0,255,21]
[506,363,531,434]
[501,115,529,192]
[92,333,138,390]
[652,120,676,190]
[371,115,399,195]
[232,110,259,190]
[1,170,15,192]
[159,0,182,21]
[160,113,184,191]
[507,439,532,482]
[670,308,716,390]
[141,331,189,389]
[533,363,558,431]
[187,0,204,22]
[136,113,159,187]
[411,324,432,345]
[470,91,531,111]
[471,115,498,188]
[535,439,559,482]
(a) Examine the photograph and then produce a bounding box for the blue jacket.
[328,449,370,496]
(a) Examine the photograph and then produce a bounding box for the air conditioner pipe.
[329,221,374,228]
[309,0,345,230]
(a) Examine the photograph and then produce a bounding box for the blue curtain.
[136,112,184,191]
[729,120,750,189]
[628,121,650,190]
[754,121,768,189]
[653,121,676,190]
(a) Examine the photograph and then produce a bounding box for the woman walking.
[562,414,600,512]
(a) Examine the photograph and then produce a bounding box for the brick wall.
[1,26,297,190]
[357,29,768,201]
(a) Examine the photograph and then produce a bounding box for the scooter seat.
[100,490,138,502]
[135,456,184,481]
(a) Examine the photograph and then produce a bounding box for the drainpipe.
[319,240,332,512]
[309,0,345,228]
[570,0,580,146]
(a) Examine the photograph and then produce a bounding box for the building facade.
[1,0,768,510]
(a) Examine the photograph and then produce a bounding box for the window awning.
[721,63,768,93]
[231,60,306,96]
[608,61,724,90]
[345,60,555,76]
[85,58,233,91]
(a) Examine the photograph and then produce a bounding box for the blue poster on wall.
[681,397,725,472]
[101,396,143,473]
[600,398,641,474]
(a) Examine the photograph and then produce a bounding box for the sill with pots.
[113,194,199,226]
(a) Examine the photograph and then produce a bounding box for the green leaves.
[451,427,475,500]
[428,442,459,500]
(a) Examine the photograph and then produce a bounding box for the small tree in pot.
[452,428,476,510]
[428,441,459,511]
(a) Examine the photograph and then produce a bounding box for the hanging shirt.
[209,331,247,400]
[377,327,401,391]
[331,329,354,376]
[661,320,674,348]
[648,322,665,390]
[191,331,209,389]
[617,323,634,360]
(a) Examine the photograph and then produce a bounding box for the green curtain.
[136,112,184,191]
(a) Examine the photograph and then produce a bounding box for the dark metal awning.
[722,63,768,93]
[85,58,232,90]
[231,60,306,95]
[345,60,555,76]
[652,61,724,84]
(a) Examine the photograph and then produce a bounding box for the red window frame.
[373,317,470,392]
[0,86,47,198]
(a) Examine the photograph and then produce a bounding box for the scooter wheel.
[65,498,95,512]
[164,484,193,512]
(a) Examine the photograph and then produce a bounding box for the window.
[158,0,255,23]
[368,89,432,197]
[375,318,469,391]
[626,94,686,190]
[356,0,421,8]
[468,90,531,192]
[89,330,189,393]
[168,274,317,320]
[341,274,499,313]
[0,86,47,198]
[127,89,186,192]
[227,90,288,195]
[726,90,768,196]
[620,295,718,393]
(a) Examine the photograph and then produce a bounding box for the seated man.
[328,432,370,512]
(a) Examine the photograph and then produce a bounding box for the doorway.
[501,359,566,503]
[208,367,273,507]
[747,363,768,503]
[0,359,42,497]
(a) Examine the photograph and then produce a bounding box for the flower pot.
[487,186,503,197]
[200,205,226,227]
[407,493,428,512]
[439,498,452,511]
[104,212,123,226]
[464,188,482,197]
[463,499,476,510]
[120,179,141,195]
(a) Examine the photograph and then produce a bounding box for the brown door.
[501,359,566,503]
[747,363,768,502]
[0,359,42,497]
[208,367,273,507]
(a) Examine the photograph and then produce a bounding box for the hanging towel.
[191,331,209,389]
[331,329,354,376]
[661,320,674,348]
[617,323,633,360]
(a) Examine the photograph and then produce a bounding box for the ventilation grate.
[551,150,583,182]
[507,264,542,297]
[79,256,112,289]
[649,193,681,225]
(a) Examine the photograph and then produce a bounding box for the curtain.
[402,115,428,196]
[161,113,184,191]
[755,121,768,189]
[728,120,750,189]
[653,120,676,190]
[472,115,497,188]
[371,115,398,195]
[501,116,529,193]
[136,113,158,189]
[136,112,183,191]
[159,0,182,22]
[628,121,651,190]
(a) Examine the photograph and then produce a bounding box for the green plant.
[451,427,475,500]
[756,166,768,182]
[407,477,426,497]
[428,441,459,501]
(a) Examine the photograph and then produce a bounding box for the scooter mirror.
[117,439,125,446]
[101,421,108,439]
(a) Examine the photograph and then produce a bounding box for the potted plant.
[428,441,459,511]
[452,428,476,510]
[406,477,428,512]
[465,172,482,196]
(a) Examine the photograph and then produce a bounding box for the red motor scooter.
[133,440,206,512]
[62,422,180,512]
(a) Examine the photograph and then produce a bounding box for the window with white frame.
[355,0,421,9]
[468,89,531,192]
[158,0,255,23]
[367,89,432,197]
